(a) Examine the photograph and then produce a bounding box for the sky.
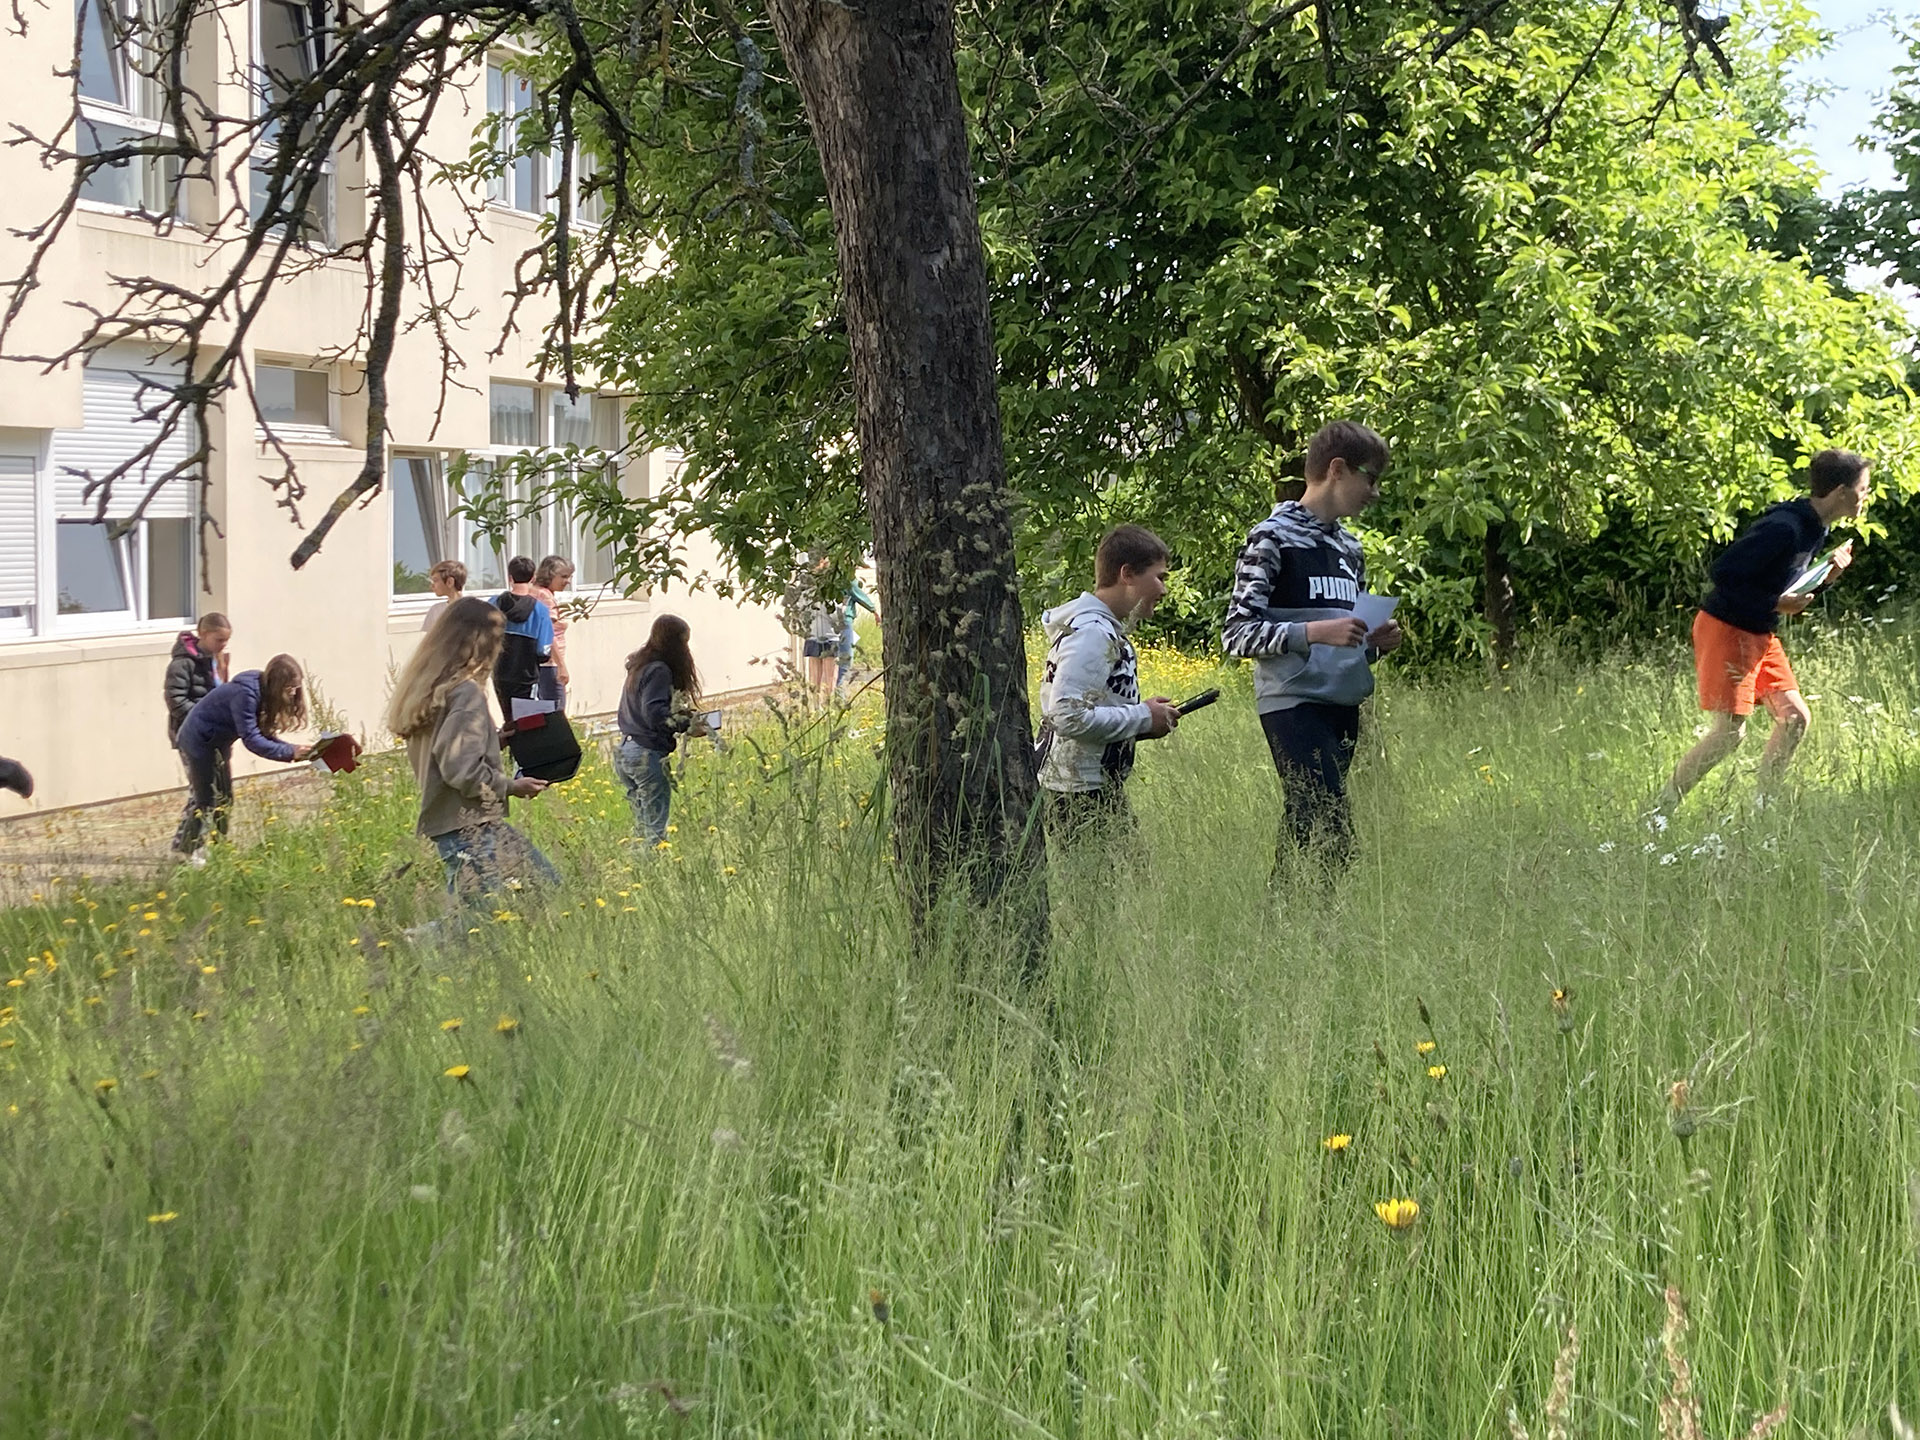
[1793,0,1914,195]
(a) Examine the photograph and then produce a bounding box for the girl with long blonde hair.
[389,596,555,898]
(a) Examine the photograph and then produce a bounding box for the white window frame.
[47,515,197,637]
[73,0,183,218]
[252,358,340,445]
[484,58,600,224]
[386,385,624,607]
[0,440,42,641]
[250,0,334,245]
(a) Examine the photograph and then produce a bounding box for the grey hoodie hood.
[1034,591,1151,793]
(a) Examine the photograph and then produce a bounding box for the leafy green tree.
[590,0,1913,662]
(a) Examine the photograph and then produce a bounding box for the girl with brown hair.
[388,596,556,897]
[614,613,699,844]
[172,652,313,860]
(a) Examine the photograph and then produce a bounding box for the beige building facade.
[0,7,792,816]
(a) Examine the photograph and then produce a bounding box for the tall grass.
[3,618,1920,1437]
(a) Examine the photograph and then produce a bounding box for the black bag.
[505,709,582,783]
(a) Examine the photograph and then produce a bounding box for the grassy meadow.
[4,618,1920,1438]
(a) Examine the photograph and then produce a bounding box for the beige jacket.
[407,680,510,838]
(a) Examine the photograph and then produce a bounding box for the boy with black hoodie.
[1035,525,1181,837]
[1223,420,1402,866]
[1656,449,1868,816]
[492,556,554,715]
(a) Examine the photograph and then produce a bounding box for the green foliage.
[6,631,1920,1432]
[509,0,1914,653]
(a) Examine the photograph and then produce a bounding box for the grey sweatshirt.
[1222,501,1377,712]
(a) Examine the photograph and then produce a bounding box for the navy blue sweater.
[1701,499,1828,635]
[617,660,688,753]
[176,671,297,762]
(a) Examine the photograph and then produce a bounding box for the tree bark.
[765,0,1046,934]
[1483,521,1516,672]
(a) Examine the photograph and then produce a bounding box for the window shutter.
[50,360,200,520]
[0,454,35,609]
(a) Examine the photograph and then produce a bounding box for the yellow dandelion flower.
[444,1064,472,1082]
[665,824,678,835]
[191,1010,208,1021]
[245,917,262,926]
[441,1018,462,1032]
[594,897,607,908]
[722,865,738,877]
[141,911,158,921]
[1374,1197,1420,1229]
[99,968,118,980]
[1322,1133,1353,1153]
[95,1077,116,1093]
[137,929,151,937]
[200,965,217,975]
[5,979,23,989]
[0,1039,14,1049]
[352,1005,372,1017]
[495,1015,520,1037]
[1427,1065,1447,1080]
[85,995,103,1006]
[147,1211,179,1224]
[1415,1040,1436,1055]
[140,1069,159,1080]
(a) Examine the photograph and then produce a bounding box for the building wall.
[0,14,793,818]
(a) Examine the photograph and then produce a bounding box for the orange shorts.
[1692,610,1797,716]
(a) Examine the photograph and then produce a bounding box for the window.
[255,362,333,440]
[74,0,182,215]
[489,382,537,446]
[390,454,444,594]
[39,355,201,635]
[251,0,332,242]
[0,455,38,632]
[484,61,600,221]
[391,385,627,600]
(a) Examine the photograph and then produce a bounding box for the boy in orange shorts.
[1655,449,1870,819]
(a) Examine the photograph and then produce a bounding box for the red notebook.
[311,733,363,774]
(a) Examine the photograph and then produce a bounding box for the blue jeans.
[432,821,559,900]
[613,739,671,843]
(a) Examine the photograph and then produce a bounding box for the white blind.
[0,454,35,609]
[50,361,199,520]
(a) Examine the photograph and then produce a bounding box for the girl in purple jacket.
[172,653,312,859]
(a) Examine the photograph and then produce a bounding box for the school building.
[0,8,792,816]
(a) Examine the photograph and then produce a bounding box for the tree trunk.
[766,0,1046,934]
[1483,521,1516,672]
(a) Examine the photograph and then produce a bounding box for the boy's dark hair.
[197,611,231,634]
[1095,525,1170,587]
[507,555,536,585]
[1808,449,1869,497]
[1305,420,1389,483]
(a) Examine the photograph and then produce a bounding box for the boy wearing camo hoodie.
[1035,525,1182,839]
[1224,420,1403,866]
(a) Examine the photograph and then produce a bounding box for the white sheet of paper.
[1351,593,1399,631]
[510,697,556,721]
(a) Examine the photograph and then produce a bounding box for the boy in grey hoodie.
[1223,421,1403,865]
[1035,525,1181,837]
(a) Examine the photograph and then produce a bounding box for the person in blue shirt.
[492,555,554,714]
[836,577,878,694]
[171,653,313,859]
